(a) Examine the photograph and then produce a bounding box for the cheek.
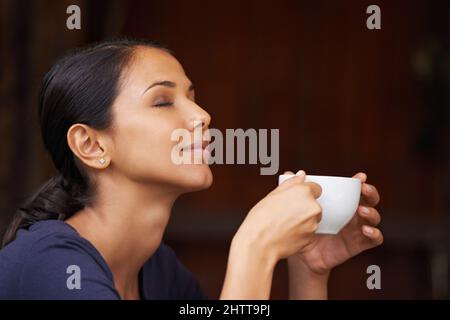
[112,111,181,180]
[110,109,213,191]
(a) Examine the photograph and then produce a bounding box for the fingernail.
[361,206,370,215]
[363,226,373,235]
[296,170,305,176]
[365,185,372,193]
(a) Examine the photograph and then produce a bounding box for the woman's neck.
[66,174,180,299]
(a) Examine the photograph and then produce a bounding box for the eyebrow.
[142,80,194,96]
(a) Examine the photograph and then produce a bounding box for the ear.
[67,123,110,169]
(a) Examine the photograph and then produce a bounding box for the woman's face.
[107,46,213,194]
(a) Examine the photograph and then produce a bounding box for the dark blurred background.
[1,0,449,299]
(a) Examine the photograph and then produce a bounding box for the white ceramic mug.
[278,174,362,234]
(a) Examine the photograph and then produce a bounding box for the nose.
[187,105,211,131]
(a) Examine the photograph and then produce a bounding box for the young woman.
[0,39,383,300]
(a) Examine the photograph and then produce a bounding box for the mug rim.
[279,174,361,183]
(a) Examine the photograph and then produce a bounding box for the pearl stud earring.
[99,158,106,165]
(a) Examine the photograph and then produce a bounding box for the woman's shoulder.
[0,219,105,265]
[0,219,119,299]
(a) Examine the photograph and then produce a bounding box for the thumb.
[304,182,322,199]
[275,170,306,192]
[268,170,306,196]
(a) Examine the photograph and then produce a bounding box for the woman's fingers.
[361,183,380,207]
[358,206,381,226]
[271,170,306,195]
[352,172,367,183]
[304,182,322,199]
[278,170,306,188]
[352,172,380,207]
[277,170,322,199]
[362,225,384,246]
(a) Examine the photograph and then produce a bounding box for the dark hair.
[2,38,172,247]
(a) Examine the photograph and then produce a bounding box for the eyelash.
[153,101,173,107]
[152,92,194,107]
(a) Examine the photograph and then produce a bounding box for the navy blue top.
[0,220,206,300]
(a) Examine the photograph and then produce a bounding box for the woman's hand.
[286,171,383,299]
[221,170,323,299]
[235,170,323,261]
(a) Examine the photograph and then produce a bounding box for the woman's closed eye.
[153,101,173,107]
[152,95,174,107]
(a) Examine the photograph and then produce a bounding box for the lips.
[182,140,210,152]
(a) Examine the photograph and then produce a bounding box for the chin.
[178,164,213,192]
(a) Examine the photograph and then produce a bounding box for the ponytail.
[1,174,87,247]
